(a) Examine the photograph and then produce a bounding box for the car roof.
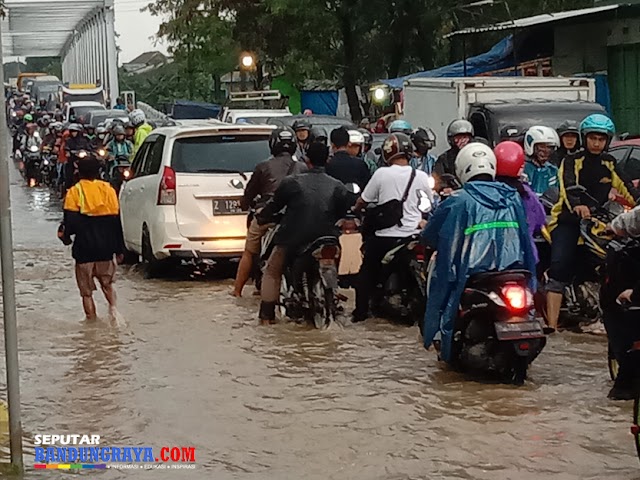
[150,122,276,138]
[611,138,640,148]
[483,100,604,113]
[68,101,105,107]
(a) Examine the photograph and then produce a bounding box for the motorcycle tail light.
[314,245,340,262]
[340,219,358,234]
[502,285,527,311]
[412,243,426,262]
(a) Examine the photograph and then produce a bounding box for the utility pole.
[0,10,24,476]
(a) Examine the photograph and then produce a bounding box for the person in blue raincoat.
[420,143,537,363]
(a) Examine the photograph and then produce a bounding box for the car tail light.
[158,166,176,205]
[502,285,527,311]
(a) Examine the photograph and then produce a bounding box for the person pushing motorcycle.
[545,114,635,333]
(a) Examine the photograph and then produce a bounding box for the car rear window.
[171,135,271,173]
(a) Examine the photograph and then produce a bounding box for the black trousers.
[354,235,405,319]
[548,222,581,289]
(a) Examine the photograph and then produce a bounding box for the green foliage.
[25,57,62,78]
[139,0,596,116]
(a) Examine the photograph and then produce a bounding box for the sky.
[114,0,168,63]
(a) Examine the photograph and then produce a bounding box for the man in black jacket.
[256,143,352,325]
[326,126,370,191]
[59,157,125,321]
[232,128,306,297]
[64,123,92,191]
[433,119,474,191]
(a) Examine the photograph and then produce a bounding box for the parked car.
[84,109,130,127]
[119,122,275,277]
[609,140,640,190]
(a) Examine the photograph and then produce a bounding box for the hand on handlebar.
[617,289,634,305]
[573,205,591,220]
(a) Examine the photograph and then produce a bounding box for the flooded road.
[1,165,638,479]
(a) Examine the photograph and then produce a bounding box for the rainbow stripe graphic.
[34,464,107,469]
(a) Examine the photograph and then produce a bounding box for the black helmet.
[358,128,373,147]
[411,127,436,151]
[292,119,311,132]
[381,133,413,164]
[310,126,328,145]
[557,120,580,137]
[269,127,297,155]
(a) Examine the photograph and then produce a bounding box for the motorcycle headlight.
[43,159,49,166]
[29,145,39,153]
[98,149,106,157]
[78,151,87,159]
[10,111,16,118]
[123,169,131,179]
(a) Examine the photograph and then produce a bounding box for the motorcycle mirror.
[417,190,432,213]
[346,183,361,195]
[374,147,381,155]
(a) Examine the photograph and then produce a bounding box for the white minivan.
[119,122,274,276]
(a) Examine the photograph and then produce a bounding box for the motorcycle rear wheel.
[504,355,528,386]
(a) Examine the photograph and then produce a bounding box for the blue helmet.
[580,114,615,139]
[389,119,413,134]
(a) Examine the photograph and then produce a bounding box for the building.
[122,51,169,75]
[447,3,640,135]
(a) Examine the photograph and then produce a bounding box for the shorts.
[245,218,272,255]
[75,260,117,297]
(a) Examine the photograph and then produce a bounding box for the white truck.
[403,77,605,156]
[219,90,291,124]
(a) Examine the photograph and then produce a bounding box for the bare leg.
[101,283,117,318]
[232,250,254,297]
[82,296,97,321]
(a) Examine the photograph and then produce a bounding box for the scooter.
[108,154,132,194]
[539,185,631,330]
[23,144,42,186]
[447,269,546,385]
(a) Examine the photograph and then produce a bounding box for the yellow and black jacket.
[62,179,125,264]
[549,151,635,230]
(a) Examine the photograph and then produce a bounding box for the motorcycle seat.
[468,269,531,287]
[302,236,340,255]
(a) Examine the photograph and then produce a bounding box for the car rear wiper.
[196,168,248,181]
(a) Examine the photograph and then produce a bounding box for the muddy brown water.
[0,167,638,479]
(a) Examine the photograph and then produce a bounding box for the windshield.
[71,106,106,122]
[171,135,270,173]
[492,104,605,140]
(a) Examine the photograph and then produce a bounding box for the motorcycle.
[445,269,546,385]
[39,153,57,188]
[108,154,132,194]
[23,144,42,187]
[539,186,630,330]
[279,235,343,329]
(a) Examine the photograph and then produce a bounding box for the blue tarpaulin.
[381,36,516,89]
[169,100,221,119]
[300,91,339,116]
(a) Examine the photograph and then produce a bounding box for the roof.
[445,4,620,38]
[482,99,604,112]
[153,123,276,138]
[125,51,167,66]
[3,0,108,56]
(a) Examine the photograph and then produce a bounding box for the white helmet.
[524,126,560,156]
[348,130,365,145]
[129,109,146,127]
[455,143,497,185]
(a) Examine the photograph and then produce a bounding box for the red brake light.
[502,285,527,311]
[318,245,339,260]
[158,166,176,205]
[413,244,426,261]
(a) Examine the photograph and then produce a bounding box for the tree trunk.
[338,11,361,122]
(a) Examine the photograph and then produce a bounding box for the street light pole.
[0,10,24,475]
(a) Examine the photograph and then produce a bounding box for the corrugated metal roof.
[444,4,620,38]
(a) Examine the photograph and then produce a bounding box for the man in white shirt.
[352,132,434,322]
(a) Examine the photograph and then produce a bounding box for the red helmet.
[494,141,525,178]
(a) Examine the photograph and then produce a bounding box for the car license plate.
[213,198,243,215]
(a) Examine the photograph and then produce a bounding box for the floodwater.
[0,165,638,479]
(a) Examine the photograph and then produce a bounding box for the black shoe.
[607,386,636,401]
[352,312,367,323]
[258,301,276,324]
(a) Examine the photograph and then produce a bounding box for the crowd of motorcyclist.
[6,91,153,196]
[239,113,640,399]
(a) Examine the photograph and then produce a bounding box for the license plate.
[494,321,544,340]
[213,198,243,215]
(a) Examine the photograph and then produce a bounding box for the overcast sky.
[114,0,168,63]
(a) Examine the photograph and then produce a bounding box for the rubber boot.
[545,292,563,333]
[258,301,277,326]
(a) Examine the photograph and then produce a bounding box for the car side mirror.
[374,147,381,155]
[620,132,630,141]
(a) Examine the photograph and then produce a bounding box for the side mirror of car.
[374,147,381,155]
[620,132,630,141]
